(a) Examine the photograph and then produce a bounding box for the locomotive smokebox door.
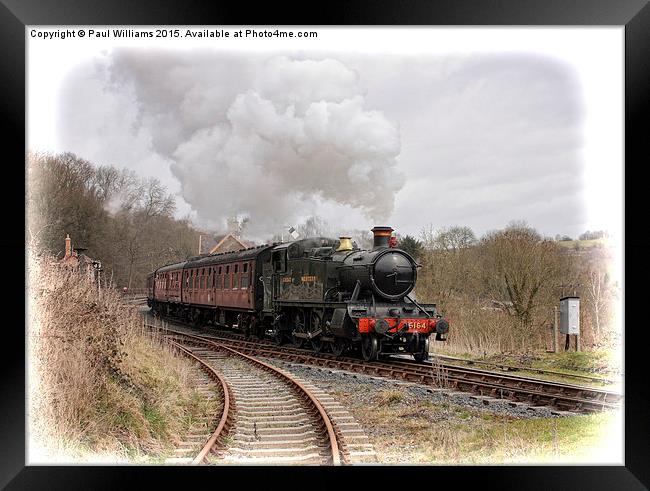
[559,296,580,335]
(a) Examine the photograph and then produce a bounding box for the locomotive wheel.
[291,309,307,348]
[239,315,251,339]
[331,338,346,357]
[250,319,261,340]
[361,334,379,361]
[310,311,323,353]
[412,337,430,362]
[273,329,284,345]
[311,338,323,353]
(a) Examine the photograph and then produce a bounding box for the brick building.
[59,234,102,283]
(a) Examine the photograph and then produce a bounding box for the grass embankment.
[341,389,621,464]
[28,249,215,463]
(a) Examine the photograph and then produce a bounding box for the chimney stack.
[371,226,393,251]
[65,234,72,258]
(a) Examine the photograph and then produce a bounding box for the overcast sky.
[27,27,623,243]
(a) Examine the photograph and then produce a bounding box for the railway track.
[166,341,233,465]
[161,329,377,464]
[146,316,622,415]
[419,353,616,386]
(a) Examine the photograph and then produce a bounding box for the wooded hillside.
[27,152,201,289]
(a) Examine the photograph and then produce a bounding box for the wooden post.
[565,334,570,351]
[553,306,558,353]
[576,334,580,352]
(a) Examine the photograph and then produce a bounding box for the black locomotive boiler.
[147,226,449,361]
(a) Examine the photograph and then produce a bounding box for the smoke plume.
[105,50,404,238]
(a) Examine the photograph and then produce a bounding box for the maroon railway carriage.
[147,245,274,332]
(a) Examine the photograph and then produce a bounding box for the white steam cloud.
[106,51,404,237]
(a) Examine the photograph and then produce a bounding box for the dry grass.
[433,302,548,356]
[376,389,405,406]
[27,248,215,463]
[342,386,622,464]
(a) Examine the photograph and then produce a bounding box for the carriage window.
[241,269,249,288]
[233,267,239,289]
[243,263,248,273]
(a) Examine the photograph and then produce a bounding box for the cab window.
[272,250,286,273]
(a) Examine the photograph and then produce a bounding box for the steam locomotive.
[147,226,449,361]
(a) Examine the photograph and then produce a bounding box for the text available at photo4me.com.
[29,28,319,41]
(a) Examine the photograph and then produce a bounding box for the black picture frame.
[5,0,648,489]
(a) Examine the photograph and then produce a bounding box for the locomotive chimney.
[371,226,393,251]
[65,234,72,258]
[337,236,353,252]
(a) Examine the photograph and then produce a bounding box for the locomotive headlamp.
[374,318,390,335]
[435,318,449,334]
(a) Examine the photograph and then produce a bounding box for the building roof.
[199,233,255,255]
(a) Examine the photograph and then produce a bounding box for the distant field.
[557,238,608,249]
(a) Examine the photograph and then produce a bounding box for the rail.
[159,326,342,465]
[168,340,234,465]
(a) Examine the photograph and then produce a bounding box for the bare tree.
[431,226,477,252]
[416,225,478,307]
[584,264,610,337]
[480,224,562,329]
[296,216,330,238]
